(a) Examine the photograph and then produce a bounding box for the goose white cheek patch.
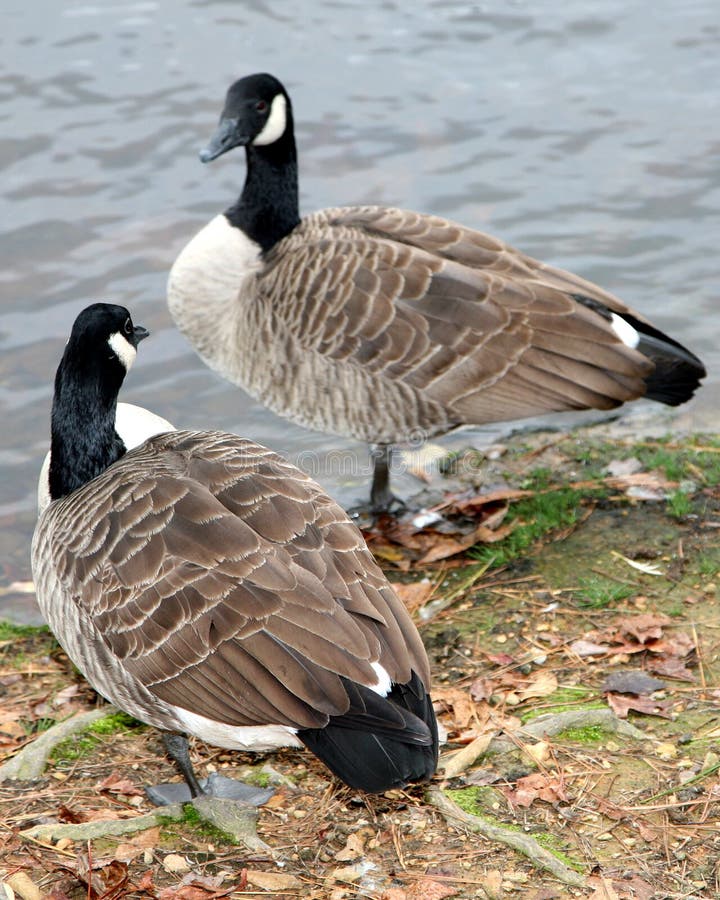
[610,313,640,349]
[253,94,287,146]
[108,332,137,371]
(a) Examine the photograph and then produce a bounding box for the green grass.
[666,489,692,520]
[470,487,599,569]
[519,467,553,491]
[0,621,51,641]
[575,576,634,609]
[696,554,719,578]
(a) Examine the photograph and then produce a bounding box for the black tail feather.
[573,297,705,407]
[298,671,438,793]
[629,321,706,406]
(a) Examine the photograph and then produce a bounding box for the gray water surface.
[2,1,718,623]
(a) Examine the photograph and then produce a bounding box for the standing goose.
[168,72,706,511]
[32,303,438,801]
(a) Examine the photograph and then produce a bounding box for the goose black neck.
[48,356,126,501]
[225,130,300,253]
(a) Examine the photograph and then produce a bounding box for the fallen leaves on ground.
[362,499,512,568]
[502,772,569,808]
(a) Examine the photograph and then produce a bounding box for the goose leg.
[369,444,405,513]
[144,731,274,807]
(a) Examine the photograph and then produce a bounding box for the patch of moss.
[535,832,585,872]
[245,769,271,788]
[87,711,142,734]
[176,802,237,844]
[51,711,144,763]
[556,725,604,744]
[520,689,607,724]
[446,786,510,822]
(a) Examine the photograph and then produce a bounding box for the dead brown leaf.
[113,827,160,862]
[469,676,496,702]
[586,874,620,900]
[361,496,514,567]
[431,686,480,732]
[388,580,436,614]
[615,613,670,644]
[517,671,558,701]
[405,879,458,900]
[73,853,129,900]
[646,655,696,681]
[504,772,569,807]
[650,631,695,657]
[98,770,145,796]
[158,873,241,900]
[605,692,673,719]
[334,831,368,861]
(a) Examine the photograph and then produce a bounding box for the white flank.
[610,313,640,349]
[108,331,137,371]
[173,708,301,751]
[37,402,176,513]
[252,93,287,146]
[369,661,393,697]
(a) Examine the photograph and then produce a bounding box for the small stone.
[162,854,190,874]
[245,871,303,891]
[6,872,42,900]
[655,742,678,760]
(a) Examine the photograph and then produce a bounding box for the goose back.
[32,429,431,749]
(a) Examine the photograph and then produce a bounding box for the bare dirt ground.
[1,421,719,900]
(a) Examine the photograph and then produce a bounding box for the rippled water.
[2,0,718,622]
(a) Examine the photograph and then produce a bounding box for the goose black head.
[61,302,149,392]
[200,73,292,162]
[49,304,149,501]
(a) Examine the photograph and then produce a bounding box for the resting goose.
[168,72,706,511]
[31,303,438,800]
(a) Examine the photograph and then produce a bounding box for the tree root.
[20,797,270,854]
[427,786,585,887]
[517,708,646,741]
[0,708,110,782]
[487,707,647,758]
[20,804,185,844]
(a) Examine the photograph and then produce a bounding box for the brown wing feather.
[261,205,654,428]
[47,431,429,729]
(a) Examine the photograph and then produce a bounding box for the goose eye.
[124,318,132,335]
[256,100,268,113]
